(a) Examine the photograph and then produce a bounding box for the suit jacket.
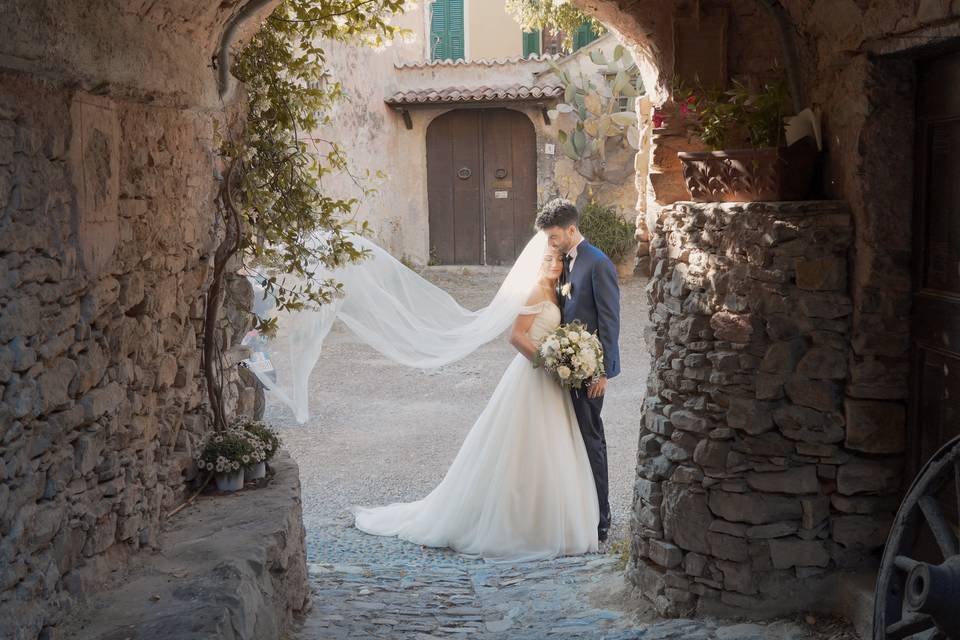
[560,240,621,379]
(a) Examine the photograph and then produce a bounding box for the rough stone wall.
[780,3,960,448]
[631,201,902,617]
[575,1,960,617]
[0,1,275,636]
[581,1,960,435]
[0,68,259,639]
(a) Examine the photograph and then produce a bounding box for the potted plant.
[195,428,267,492]
[672,74,818,202]
[578,201,638,282]
[237,418,281,480]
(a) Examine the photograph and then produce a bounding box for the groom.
[535,199,621,542]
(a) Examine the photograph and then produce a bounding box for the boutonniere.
[560,283,573,299]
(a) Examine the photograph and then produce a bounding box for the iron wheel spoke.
[954,460,959,536]
[886,613,935,639]
[894,555,919,573]
[918,495,959,558]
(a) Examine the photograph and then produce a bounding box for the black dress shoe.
[598,528,609,543]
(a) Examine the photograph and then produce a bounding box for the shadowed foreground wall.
[0,1,277,637]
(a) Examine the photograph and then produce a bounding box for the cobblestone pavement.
[264,267,855,640]
[295,518,854,639]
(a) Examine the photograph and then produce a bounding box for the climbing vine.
[206,0,408,429]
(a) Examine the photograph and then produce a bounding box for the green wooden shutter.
[430,0,448,60]
[448,0,464,60]
[431,0,464,61]
[523,29,541,58]
[572,22,598,51]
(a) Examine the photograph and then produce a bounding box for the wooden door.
[427,110,482,265]
[482,109,537,265]
[427,108,537,265]
[909,50,960,473]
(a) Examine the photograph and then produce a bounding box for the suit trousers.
[570,389,610,532]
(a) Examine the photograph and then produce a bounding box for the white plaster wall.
[466,0,524,60]
[309,6,564,263]
[306,5,427,260]
[308,11,650,263]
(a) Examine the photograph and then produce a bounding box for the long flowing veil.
[248,231,548,423]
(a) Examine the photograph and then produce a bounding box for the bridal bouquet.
[534,321,605,390]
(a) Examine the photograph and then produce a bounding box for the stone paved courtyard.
[264,268,856,639]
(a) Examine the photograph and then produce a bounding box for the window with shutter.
[522,30,540,58]
[430,0,465,61]
[572,21,598,51]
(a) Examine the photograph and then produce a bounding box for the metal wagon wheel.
[874,435,960,639]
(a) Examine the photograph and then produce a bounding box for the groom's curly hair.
[535,198,579,230]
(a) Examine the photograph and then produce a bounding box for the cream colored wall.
[307,3,560,264]
[305,5,429,260]
[466,0,523,60]
[307,8,652,265]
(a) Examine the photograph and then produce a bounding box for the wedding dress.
[353,299,600,562]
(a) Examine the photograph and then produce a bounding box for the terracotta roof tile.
[385,84,563,106]
[394,53,559,70]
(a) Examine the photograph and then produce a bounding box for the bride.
[352,246,600,561]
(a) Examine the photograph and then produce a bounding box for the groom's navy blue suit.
[559,239,620,535]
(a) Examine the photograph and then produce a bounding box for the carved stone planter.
[678,140,817,202]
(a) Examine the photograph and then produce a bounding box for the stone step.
[59,454,309,640]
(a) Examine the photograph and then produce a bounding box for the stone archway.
[0,2,284,637]
[5,0,960,636]
[568,0,960,625]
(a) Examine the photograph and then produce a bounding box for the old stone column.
[630,201,898,617]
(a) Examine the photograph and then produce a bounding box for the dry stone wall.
[0,68,258,639]
[631,201,901,616]
[583,2,960,466]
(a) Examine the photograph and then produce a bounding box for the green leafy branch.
[672,72,789,150]
[505,0,604,49]
[204,0,408,429]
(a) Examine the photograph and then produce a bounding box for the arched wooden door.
[426,108,537,265]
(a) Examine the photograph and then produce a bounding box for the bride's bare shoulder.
[525,287,547,306]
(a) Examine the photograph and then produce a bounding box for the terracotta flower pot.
[677,138,817,202]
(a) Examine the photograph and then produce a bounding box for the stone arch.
[571,0,960,625]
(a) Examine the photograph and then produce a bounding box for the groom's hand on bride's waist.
[587,376,607,399]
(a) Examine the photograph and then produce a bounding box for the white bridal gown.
[353,299,600,562]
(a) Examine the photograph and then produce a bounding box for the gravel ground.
[264,267,857,640]
[264,265,649,546]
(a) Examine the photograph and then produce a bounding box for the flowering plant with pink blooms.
[671,72,789,150]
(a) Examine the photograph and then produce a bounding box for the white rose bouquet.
[533,320,605,390]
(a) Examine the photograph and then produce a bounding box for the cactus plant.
[547,44,644,180]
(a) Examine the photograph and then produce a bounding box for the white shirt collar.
[566,237,586,261]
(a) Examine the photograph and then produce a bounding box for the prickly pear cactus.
[547,44,644,181]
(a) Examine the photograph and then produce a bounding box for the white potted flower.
[237,418,281,481]
[196,428,263,492]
